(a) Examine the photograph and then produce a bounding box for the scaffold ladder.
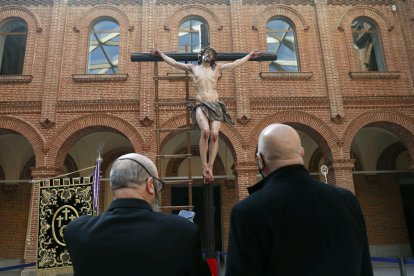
[153,61,193,212]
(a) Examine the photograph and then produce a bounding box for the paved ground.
[373,262,414,276]
[216,259,414,276]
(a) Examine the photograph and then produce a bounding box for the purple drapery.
[93,156,102,215]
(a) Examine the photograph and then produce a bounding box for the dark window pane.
[179,17,209,53]
[0,18,28,75]
[88,19,119,74]
[351,17,385,71]
[266,18,298,72]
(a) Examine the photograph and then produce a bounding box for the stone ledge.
[349,71,400,79]
[72,74,128,82]
[259,72,313,80]
[0,75,33,83]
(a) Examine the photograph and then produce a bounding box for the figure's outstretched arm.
[219,49,260,70]
[150,47,193,71]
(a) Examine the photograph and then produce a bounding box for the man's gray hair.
[110,159,150,191]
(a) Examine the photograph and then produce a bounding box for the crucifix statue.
[150,47,260,184]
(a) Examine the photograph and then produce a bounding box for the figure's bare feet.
[202,166,214,184]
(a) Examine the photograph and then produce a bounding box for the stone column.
[40,0,68,127]
[139,0,156,126]
[314,0,345,122]
[23,168,60,264]
[230,0,252,123]
[234,161,258,200]
[330,159,356,193]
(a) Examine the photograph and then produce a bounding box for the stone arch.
[0,116,45,167]
[337,5,393,31]
[75,5,131,29]
[153,114,245,164]
[163,5,222,50]
[47,114,145,169]
[247,111,339,162]
[377,142,407,171]
[253,5,309,31]
[165,145,226,178]
[165,5,221,31]
[0,6,42,31]
[341,111,414,166]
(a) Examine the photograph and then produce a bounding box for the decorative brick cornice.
[0,101,40,114]
[157,0,229,4]
[349,71,400,79]
[0,75,33,83]
[243,0,313,4]
[0,0,52,6]
[251,97,328,109]
[329,0,393,4]
[69,0,143,5]
[259,72,313,80]
[72,74,128,82]
[58,99,139,112]
[343,96,414,108]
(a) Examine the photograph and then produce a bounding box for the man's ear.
[146,177,155,195]
[299,146,305,158]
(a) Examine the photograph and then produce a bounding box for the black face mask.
[255,150,265,179]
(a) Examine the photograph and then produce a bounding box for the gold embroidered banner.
[37,177,93,269]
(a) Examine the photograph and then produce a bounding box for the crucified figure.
[151,47,260,184]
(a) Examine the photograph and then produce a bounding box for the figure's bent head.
[198,47,217,69]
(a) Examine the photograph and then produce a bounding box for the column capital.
[234,161,257,173]
[31,167,62,180]
[330,159,356,171]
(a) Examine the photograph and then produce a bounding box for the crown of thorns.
[198,47,217,59]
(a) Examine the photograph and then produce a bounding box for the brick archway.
[247,111,338,163]
[47,114,144,169]
[0,116,45,168]
[341,111,414,166]
[153,114,245,164]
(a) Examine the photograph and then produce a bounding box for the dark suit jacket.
[226,165,373,276]
[65,198,206,276]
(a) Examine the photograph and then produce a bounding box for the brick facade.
[0,0,413,267]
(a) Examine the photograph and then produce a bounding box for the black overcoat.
[226,165,373,276]
[65,198,206,276]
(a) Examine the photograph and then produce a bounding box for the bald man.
[226,124,373,276]
[65,153,209,276]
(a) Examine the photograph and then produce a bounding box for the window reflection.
[179,17,209,65]
[351,17,385,71]
[266,17,298,72]
[0,18,27,75]
[88,19,119,74]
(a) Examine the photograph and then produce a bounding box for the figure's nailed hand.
[249,49,261,59]
[150,47,161,56]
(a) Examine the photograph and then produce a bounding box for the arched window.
[266,17,299,72]
[351,17,385,71]
[88,18,119,74]
[0,18,28,75]
[178,17,209,54]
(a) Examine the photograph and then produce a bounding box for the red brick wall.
[0,1,412,260]
[355,174,410,245]
[0,184,31,259]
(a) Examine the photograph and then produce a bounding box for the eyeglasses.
[117,158,165,192]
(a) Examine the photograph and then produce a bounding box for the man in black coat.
[226,124,373,276]
[65,153,208,276]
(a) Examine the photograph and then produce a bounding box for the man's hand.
[249,49,261,60]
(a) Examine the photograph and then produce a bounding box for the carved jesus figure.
[151,47,260,183]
